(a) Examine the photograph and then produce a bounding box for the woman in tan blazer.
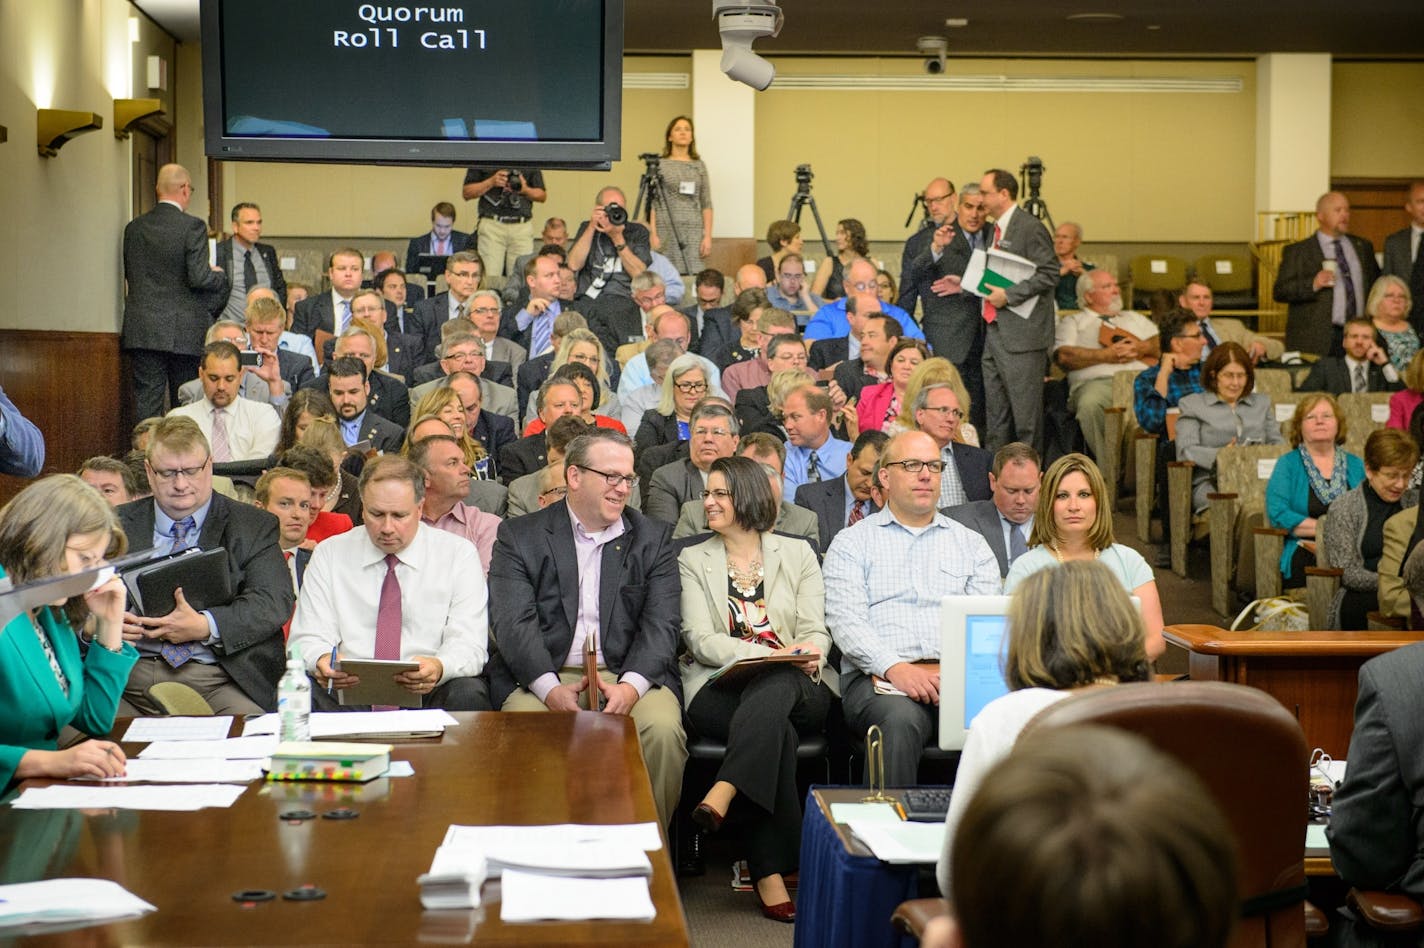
[678,455,834,923]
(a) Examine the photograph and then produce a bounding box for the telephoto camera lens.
[604,203,628,227]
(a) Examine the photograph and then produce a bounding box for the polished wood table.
[1164,624,1424,758]
[3,712,689,946]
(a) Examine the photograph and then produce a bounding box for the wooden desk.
[1164,624,1424,758]
[3,713,689,946]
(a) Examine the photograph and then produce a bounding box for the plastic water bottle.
[277,651,311,742]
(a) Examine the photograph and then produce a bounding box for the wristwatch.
[613,242,627,253]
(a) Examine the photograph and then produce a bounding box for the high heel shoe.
[755,887,796,923]
[690,801,724,834]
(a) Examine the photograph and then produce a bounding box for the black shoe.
[676,826,706,877]
[1154,545,1172,569]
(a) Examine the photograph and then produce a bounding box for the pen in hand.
[327,645,339,695]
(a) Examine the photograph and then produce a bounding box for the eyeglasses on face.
[150,464,207,481]
[573,464,638,489]
[674,380,708,394]
[700,488,733,500]
[692,427,731,439]
[919,406,964,420]
[882,459,947,474]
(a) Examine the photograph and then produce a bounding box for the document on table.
[243,709,459,738]
[844,818,946,864]
[444,822,663,853]
[10,783,246,811]
[81,758,263,784]
[123,716,233,742]
[138,734,279,759]
[498,870,655,922]
[0,878,155,935]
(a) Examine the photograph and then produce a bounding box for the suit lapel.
[598,519,631,635]
[198,494,229,548]
[761,534,784,609]
[546,509,580,631]
[123,502,159,553]
[701,539,728,627]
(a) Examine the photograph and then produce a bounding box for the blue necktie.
[340,298,352,333]
[1009,523,1028,564]
[161,517,199,667]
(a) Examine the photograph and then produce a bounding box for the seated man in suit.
[408,329,518,423]
[1180,277,1283,364]
[1299,318,1405,395]
[808,291,879,378]
[645,401,739,523]
[291,455,491,712]
[1274,191,1380,358]
[405,200,472,275]
[411,432,501,575]
[168,341,281,462]
[720,309,800,402]
[488,430,687,828]
[79,455,140,507]
[504,218,568,306]
[782,383,852,497]
[445,371,516,480]
[326,356,405,455]
[944,442,1041,579]
[343,291,423,381]
[824,431,1000,785]
[681,267,734,358]
[253,466,312,633]
[177,320,279,410]
[466,289,527,371]
[373,263,427,334]
[832,313,902,403]
[292,247,365,339]
[517,311,590,423]
[913,382,993,508]
[672,431,820,547]
[414,249,485,362]
[794,429,889,556]
[318,325,411,430]
[497,377,583,485]
[244,297,316,403]
[507,416,591,518]
[117,416,293,715]
[504,251,567,359]
[213,201,287,321]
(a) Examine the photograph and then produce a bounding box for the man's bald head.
[735,264,768,292]
[844,257,878,295]
[156,164,193,208]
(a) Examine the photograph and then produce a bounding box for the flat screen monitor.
[200,0,623,168]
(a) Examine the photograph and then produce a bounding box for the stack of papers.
[138,734,278,759]
[844,818,946,864]
[122,716,234,742]
[243,709,459,739]
[499,871,655,922]
[0,878,155,935]
[81,759,263,784]
[10,783,246,811]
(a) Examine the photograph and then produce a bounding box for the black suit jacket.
[320,333,422,384]
[832,358,878,402]
[952,442,995,502]
[633,409,682,456]
[588,302,648,360]
[1298,357,1403,396]
[1274,232,1380,356]
[794,474,879,556]
[516,352,554,424]
[413,292,464,363]
[684,305,737,359]
[486,502,681,708]
[274,349,315,399]
[291,294,399,340]
[645,458,705,524]
[897,221,937,314]
[808,337,849,372]
[915,225,991,364]
[1383,227,1424,332]
[213,238,287,310]
[733,387,786,441]
[404,230,473,275]
[944,499,1013,578]
[121,202,229,354]
[356,409,406,454]
[472,411,517,475]
[497,432,548,485]
[116,493,293,709]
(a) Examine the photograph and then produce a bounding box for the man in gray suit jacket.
[1274,192,1380,357]
[643,402,739,523]
[122,164,230,420]
[1382,181,1424,333]
[943,442,1041,578]
[975,169,1060,453]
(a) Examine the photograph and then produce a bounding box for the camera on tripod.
[794,163,814,192]
[638,152,662,169]
[1019,156,1045,198]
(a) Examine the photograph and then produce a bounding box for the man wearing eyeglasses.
[824,430,1000,786]
[912,383,993,509]
[115,416,293,717]
[804,257,923,344]
[898,176,958,315]
[412,250,485,362]
[463,288,527,371]
[644,402,740,524]
[489,429,687,830]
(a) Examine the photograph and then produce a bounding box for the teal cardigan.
[1265,449,1365,579]
[0,568,138,788]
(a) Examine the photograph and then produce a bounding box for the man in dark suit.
[325,356,406,454]
[680,268,731,357]
[122,163,230,420]
[644,402,739,523]
[794,429,888,556]
[116,416,292,715]
[944,442,1041,578]
[896,176,956,316]
[914,382,992,507]
[448,371,516,480]
[254,466,314,635]
[487,429,686,828]
[974,169,1060,454]
[831,314,902,403]
[414,250,484,362]
[404,201,473,275]
[1382,181,1424,334]
[213,202,287,321]
[1298,318,1405,396]
[1274,191,1380,357]
[497,377,582,485]
[291,247,366,339]
[913,184,993,431]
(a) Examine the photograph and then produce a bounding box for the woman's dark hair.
[552,360,601,409]
[837,218,870,257]
[1200,341,1255,398]
[710,455,778,533]
[278,389,337,455]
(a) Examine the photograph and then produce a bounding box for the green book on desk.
[267,741,393,782]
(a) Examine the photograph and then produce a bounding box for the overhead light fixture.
[37,108,103,158]
[1066,12,1126,22]
[114,98,165,139]
[917,36,948,75]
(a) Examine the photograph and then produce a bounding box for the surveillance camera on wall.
[917,36,948,75]
[714,1,783,91]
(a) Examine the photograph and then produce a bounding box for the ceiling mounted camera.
[917,35,948,74]
[713,1,783,90]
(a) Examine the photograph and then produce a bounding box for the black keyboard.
[900,787,953,822]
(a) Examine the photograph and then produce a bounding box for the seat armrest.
[1347,889,1424,932]
[892,898,950,938]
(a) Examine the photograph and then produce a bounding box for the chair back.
[1024,681,1309,948]
[1111,368,1138,416]
[1337,392,1392,457]
[1269,391,1314,431]
[1216,443,1292,514]
[1253,368,1293,403]
[1129,254,1188,294]
[1196,253,1254,294]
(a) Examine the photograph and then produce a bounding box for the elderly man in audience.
[1051,221,1094,310]
[912,382,993,508]
[1298,317,1405,395]
[410,433,501,575]
[781,384,852,497]
[79,456,139,507]
[721,311,801,402]
[674,433,820,548]
[1053,270,1160,463]
[825,430,1000,784]
[645,401,740,524]
[464,289,526,370]
[116,417,293,715]
[291,455,491,712]
[806,258,922,346]
[324,356,405,455]
[506,416,591,518]
[168,341,281,462]
[794,429,889,556]
[1180,276,1282,363]
[498,377,583,484]
[944,442,1041,579]
[617,307,722,398]
[1275,191,1380,358]
[409,330,519,423]
[488,430,686,828]
[292,247,365,338]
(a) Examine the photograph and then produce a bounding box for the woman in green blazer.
[0,475,137,788]
[678,455,835,923]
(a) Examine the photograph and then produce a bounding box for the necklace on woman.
[1050,543,1100,563]
[728,558,764,597]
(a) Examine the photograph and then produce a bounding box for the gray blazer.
[486,336,529,373]
[944,499,1012,578]
[1175,391,1284,511]
[1320,485,1378,628]
[645,459,705,525]
[677,532,836,706]
[989,208,1059,353]
[673,499,820,551]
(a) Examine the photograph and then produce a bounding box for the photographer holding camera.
[567,186,654,354]
[461,167,548,278]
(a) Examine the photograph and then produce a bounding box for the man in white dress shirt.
[289,455,492,711]
[167,342,280,462]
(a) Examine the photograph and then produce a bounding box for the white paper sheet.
[444,822,663,853]
[138,734,279,759]
[10,783,246,811]
[960,247,1042,318]
[1306,824,1329,849]
[844,818,946,864]
[82,758,262,784]
[0,878,156,934]
[123,716,233,742]
[387,761,415,777]
[498,870,655,922]
[243,709,458,738]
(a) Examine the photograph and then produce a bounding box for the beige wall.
[1332,62,1424,179]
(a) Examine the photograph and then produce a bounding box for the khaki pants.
[476,218,533,277]
[503,669,687,829]
[1069,376,1116,464]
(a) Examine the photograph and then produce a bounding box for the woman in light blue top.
[1005,453,1164,660]
[1176,342,1285,513]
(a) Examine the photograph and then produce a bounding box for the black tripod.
[1019,158,1055,230]
[786,164,834,257]
[632,153,691,271]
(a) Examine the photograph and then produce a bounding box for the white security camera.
[917,36,948,75]
[714,2,783,91]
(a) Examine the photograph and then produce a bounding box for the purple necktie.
[374,553,402,660]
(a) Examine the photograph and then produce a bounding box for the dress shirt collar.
[359,521,427,570]
[425,499,471,529]
[992,203,1016,235]
[566,503,627,547]
[868,504,953,535]
[1001,511,1033,536]
[153,495,215,546]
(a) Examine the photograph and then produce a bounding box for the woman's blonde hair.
[298,416,347,461]
[1029,453,1115,552]
[404,407,487,469]
[1003,560,1150,689]
[552,328,611,387]
[894,356,972,437]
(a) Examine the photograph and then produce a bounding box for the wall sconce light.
[37,109,103,157]
[114,98,165,139]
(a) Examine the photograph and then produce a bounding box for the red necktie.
[374,553,402,660]
[848,500,866,527]
[983,223,1002,324]
[282,551,295,639]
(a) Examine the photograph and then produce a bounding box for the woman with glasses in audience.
[883,356,981,446]
[811,218,870,302]
[523,328,619,424]
[1322,428,1419,629]
[1006,453,1165,659]
[410,385,492,474]
[875,269,898,306]
[856,339,929,434]
[1175,342,1284,513]
[679,455,833,924]
[634,354,708,453]
[524,362,625,436]
[1265,393,1364,588]
[0,476,136,788]
[1368,275,1418,374]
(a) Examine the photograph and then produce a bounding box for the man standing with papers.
[487,429,687,829]
[290,456,491,711]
